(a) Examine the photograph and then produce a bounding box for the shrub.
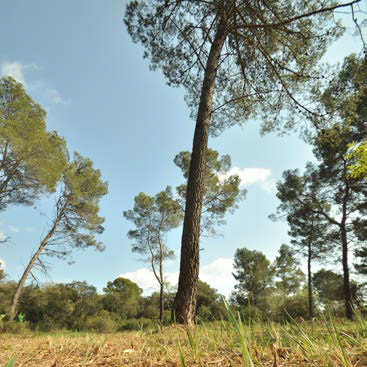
[2,321,30,334]
[84,314,117,333]
[118,318,155,331]
[239,305,264,322]
[33,317,62,332]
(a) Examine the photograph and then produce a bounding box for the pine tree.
[274,244,305,299]
[125,0,360,324]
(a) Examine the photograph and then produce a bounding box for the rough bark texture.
[341,178,353,320]
[307,243,313,319]
[341,225,353,319]
[173,17,228,325]
[8,209,64,321]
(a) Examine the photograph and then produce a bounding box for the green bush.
[33,317,62,332]
[118,318,155,331]
[239,304,264,322]
[84,314,117,333]
[2,321,30,334]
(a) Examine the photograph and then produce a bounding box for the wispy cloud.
[220,166,276,192]
[0,231,7,241]
[119,257,235,297]
[8,225,19,233]
[0,61,68,106]
[30,80,68,105]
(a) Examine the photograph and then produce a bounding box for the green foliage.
[175,150,246,236]
[124,187,183,265]
[103,278,142,320]
[312,269,346,308]
[0,76,68,210]
[0,281,16,315]
[238,304,265,322]
[195,280,226,321]
[274,244,305,296]
[274,55,367,319]
[27,152,109,262]
[57,152,108,253]
[118,318,155,331]
[347,142,367,178]
[0,268,5,282]
[125,0,344,136]
[354,245,367,275]
[274,289,310,321]
[124,186,183,320]
[231,247,274,307]
[84,311,117,333]
[2,320,30,334]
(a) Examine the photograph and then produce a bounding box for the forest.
[1,0,367,366]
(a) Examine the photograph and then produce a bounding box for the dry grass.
[1,317,367,367]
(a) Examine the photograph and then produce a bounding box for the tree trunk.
[159,282,164,323]
[173,17,228,325]
[307,243,313,319]
[341,225,353,320]
[8,210,63,321]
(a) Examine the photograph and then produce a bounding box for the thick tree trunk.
[341,225,353,320]
[173,17,228,325]
[307,243,313,319]
[8,211,63,321]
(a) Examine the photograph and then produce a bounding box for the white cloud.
[8,225,19,233]
[1,61,28,86]
[119,257,235,297]
[200,257,235,297]
[220,166,276,192]
[1,61,67,106]
[0,259,6,270]
[30,80,68,105]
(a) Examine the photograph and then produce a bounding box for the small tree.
[0,76,67,211]
[286,205,333,318]
[8,153,108,321]
[231,247,274,308]
[103,277,143,320]
[123,187,183,321]
[274,244,305,299]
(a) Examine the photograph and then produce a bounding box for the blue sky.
[0,0,365,296]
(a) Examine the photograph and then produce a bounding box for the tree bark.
[341,225,353,319]
[173,17,228,325]
[8,207,64,321]
[307,243,314,319]
[160,282,164,323]
[340,175,353,320]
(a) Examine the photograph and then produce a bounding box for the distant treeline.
[1,243,365,333]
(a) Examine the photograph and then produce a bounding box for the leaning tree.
[8,153,108,321]
[125,0,362,324]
